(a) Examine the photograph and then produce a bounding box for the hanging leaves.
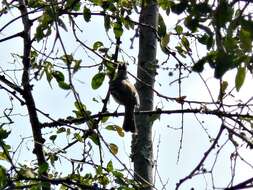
[214,0,233,28]
[106,160,113,172]
[113,22,123,38]
[239,28,252,52]
[158,14,166,37]
[109,143,118,155]
[161,33,170,48]
[104,15,111,31]
[93,41,104,50]
[105,125,125,137]
[175,25,183,35]
[89,133,100,145]
[91,72,105,89]
[0,166,7,187]
[235,66,246,91]
[83,7,91,22]
[52,71,71,90]
[171,1,188,14]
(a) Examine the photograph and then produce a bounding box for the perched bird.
[109,64,139,133]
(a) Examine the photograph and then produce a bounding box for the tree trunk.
[132,1,158,190]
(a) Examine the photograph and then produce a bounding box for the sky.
[0,3,253,190]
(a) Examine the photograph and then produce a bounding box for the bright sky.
[0,5,253,190]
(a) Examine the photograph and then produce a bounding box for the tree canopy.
[0,0,253,189]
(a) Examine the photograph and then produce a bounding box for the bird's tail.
[123,105,137,133]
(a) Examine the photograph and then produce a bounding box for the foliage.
[0,0,253,189]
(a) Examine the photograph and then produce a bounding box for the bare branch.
[176,126,224,189]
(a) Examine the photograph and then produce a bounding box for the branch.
[18,0,49,188]
[0,32,24,43]
[41,108,253,128]
[176,126,224,189]
[12,176,109,190]
[0,75,24,94]
[225,176,253,189]
[0,84,25,105]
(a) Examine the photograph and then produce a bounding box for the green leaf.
[28,0,46,8]
[158,14,166,37]
[239,29,252,52]
[112,170,124,178]
[35,25,44,42]
[184,16,199,32]
[73,59,81,73]
[74,133,83,142]
[123,16,134,30]
[175,46,186,58]
[105,125,116,131]
[57,127,66,133]
[89,133,100,145]
[171,1,188,14]
[58,18,67,32]
[109,143,118,155]
[65,0,81,11]
[161,33,170,47]
[104,15,111,31]
[221,81,228,93]
[0,165,7,187]
[74,101,86,111]
[93,41,104,50]
[98,174,110,186]
[83,7,91,22]
[214,51,235,79]
[241,19,253,35]
[198,34,214,50]
[159,0,173,10]
[0,129,11,140]
[206,51,218,69]
[43,61,53,83]
[98,47,109,53]
[101,115,109,123]
[92,97,100,103]
[91,72,105,89]
[214,0,233,28]
[61,54,74,65]
[192,58,206,72]
[181,36,190,51]
[72,1,81,11]
[35,14,53,41]
[52,71,65,82]
[224,37,238,51]
[106,160,113,172]
[67,128,71,136]
[113,22,123,38]
[38,163,49,175]
[235,67,246,91]
[96,165,102,174]
[49,135,57,143]
[115,127,124,137]
[30,50,38,66]
[0,152,8,161]
[49,153,58,166]
[58,81,71,90]
[105,125,124,137]
[194,2,211,16]
[175,25,183,34]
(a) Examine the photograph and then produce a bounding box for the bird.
[109,64,139,133]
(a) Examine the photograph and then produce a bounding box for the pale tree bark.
[132,1,158,190]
